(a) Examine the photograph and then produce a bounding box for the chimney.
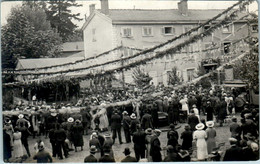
[100,0,109,15]
[178,0,188,16]
[89,4,96,15]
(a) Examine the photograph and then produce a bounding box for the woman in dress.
[72,119,84,152]
[97,103,109,132]
[180,95,189,121]
[3,119,14,147]
[205,121,216,154]
[12,127,24,158]
[193,123,208,161]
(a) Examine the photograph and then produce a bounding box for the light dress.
[12,132,24,158]
[193,129,208,160]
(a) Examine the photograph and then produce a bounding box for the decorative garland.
[3,0,254,86]
[10,0,247,75]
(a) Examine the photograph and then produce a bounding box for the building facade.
[82,0,256,86]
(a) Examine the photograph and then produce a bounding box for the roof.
[61,41,84,52]
[105,9,247,23]
[16,57,84,70]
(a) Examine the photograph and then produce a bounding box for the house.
[81,0,256,86]
[60,41,84,57]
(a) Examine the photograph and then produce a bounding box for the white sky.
[1,0,258,29]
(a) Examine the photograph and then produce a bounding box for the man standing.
[205,101,214,121]
[84,146,98,162]
[99,146,116,162]
[223,138,243,161]
[150,129,162,162]
[110,110,123,144]
[230,117,241,141]
[187,110,199,132]
[33,144,52,163]
[121,148,137,162]
[132,124,146,161]
[19,122,31,157]
[54,123,68,160]
[122,111,131,143]
[141,110,153,130]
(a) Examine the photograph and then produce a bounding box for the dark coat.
[150,135,162,162]
[89,138,101,151]
[99,155,115,162]
[230,122,241,139]
[141,113,153,129]
[54,128,66,142]
[205,105,214,121]
[3,131,12,160]
[218,101,227,120]
[163,152,178,162]
[110,113,121,130]
[84,154,98,162]
[121,156,137,162]
[72,123,84,146]
[181,130,193,150]
[33,150,53,163]
[241,147,258,161]
[187,115,199,131]
[133,130,146,149]
[122,115,131,130]
[130,119,140,134]
[223,145,243,161]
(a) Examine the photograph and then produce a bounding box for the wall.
[83,13,113,58]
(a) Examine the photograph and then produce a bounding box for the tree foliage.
[46,0,83,42]
[1,5,62,69]
[132,67,152,89]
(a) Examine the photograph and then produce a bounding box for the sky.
[1,0,258,29]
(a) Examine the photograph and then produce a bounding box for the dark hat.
[123,148,131,155]
[184,124,190,130]
[169,123,175,129]
[90,145,97,153]
[231,117,237,122]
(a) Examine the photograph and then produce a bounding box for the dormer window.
[121,27,133,37]
[162,26,175,35]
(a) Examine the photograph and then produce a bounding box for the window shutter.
[161,27,165,34]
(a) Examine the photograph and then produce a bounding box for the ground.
[19,114,235,163]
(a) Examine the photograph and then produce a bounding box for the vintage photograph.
[1,0,259,163]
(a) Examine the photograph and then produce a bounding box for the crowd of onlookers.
[3,85,259,162]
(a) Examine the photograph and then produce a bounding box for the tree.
[132,67,152,89]
[46,0,83,42]
[167,67,181,85]
[1,5,62,69]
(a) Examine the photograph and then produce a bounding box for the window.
[121,27,133,37]
[142,26,153,36]
[92,28,96,42]
[162,26,175,35]
[222,24,232,33]
[187,68,195,82]
[223,42,231,54]
[252,24,258,33]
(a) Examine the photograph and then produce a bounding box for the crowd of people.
[2,85,259,162]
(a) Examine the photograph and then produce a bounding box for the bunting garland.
[3,0,255,87]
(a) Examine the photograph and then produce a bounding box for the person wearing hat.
[3,129,12,162]
[151,102,159,128]
[218,96,228,127]
[188,110,199,132]
[16,114,30,129]
[132,124,146,161]
[205,121,216,154]
[54,123,68,160]
[130,113,140,135]
[163,145,178,162]
[205,101,214,121]
[71,119,84,152]
[84,145,98,162]
[103,132,114,158]
[122,111,131,143]
[244,114,258,138]
[169,96,180,125]
[230,117,241,141]
[145,128,153,162]
[3,119,14,148]
[150,129,162,162]
[110,109,123,144]
[223,138,243,161]
[99,145,116,162]
[33,142,53,163]
[141,110,153,130]
[181,124,193,151]
[89,132,102,159]
[193,123,208,160]
[121,148,137,162]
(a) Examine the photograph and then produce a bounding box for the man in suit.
[121,148,137,162]
[150,129,162,162]
[54,123,68,160]
[141,110,153,130]
[132,124,146,161]
[230,117,241,141]
[187,110,199,132]
[99,146,116,162]
[122,111,131,143]
[84,146,98,162]
[223,138,243,161]
[110,110,122,144]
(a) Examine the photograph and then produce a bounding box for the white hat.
[50,112,57,116]
[67,117,74,123]
[154,129,162,134]
[50,108,56,113]
[122,111,128,115]
[130,113,136,119]
[195,123,205,130]
[206,121,214,128]
[18,114,24,119]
